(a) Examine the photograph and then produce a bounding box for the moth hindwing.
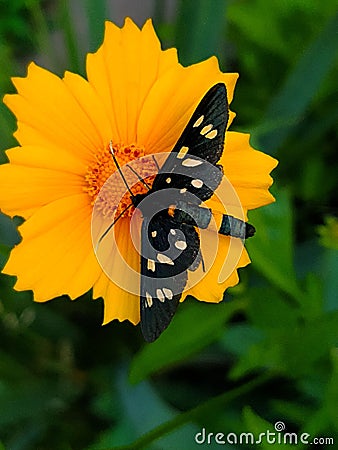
[137,83,229,342]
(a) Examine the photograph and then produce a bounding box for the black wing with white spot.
[140,212,200,342]
[151,83,229,201]
[139,83,228,342]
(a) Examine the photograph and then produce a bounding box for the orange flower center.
[84,143,157,219]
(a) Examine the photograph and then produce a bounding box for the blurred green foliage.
[0,0,337,449]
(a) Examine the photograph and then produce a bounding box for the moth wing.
[140,212,199,342]
[151,83,228,201]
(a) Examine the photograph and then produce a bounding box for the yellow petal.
[93,217,140,324]
[86,18,178,144]
[138,56,238,155]
[186,233,251,302]
[223,132,278,209]
[0,163,84,218]
[63,71,113,147]
[4,194,101,300]
[206,132,278,214]
[4,63,103,160]
[94,272,140,325]
[6,145,86,174]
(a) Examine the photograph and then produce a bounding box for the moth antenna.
[95,202,133,251]
[200,251,206,272]
[126,164,151,190]
[109,141,135,199]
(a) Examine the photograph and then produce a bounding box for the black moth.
[112,83,255,342]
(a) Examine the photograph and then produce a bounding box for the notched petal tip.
[123,16,141,29]
[142,17,155,30]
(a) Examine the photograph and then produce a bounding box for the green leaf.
[220,323,264,357]
[0,212,21,247]
[299,349,338,436]
[175,0,228,66]
[229,336,280,380]
[318,216,338,251]
[298,351,338,439]
[243,407,295,450]
[272,399,314,429]
[301,273,325,319]
[256,12,338,152]
[246,287,299,331]
[129,299,244,383]
[0,101,16,154]
[319,348,338,432]
[0,381,65,427]
[0,243,10,270]
[110,371,271,450]
[89,366,204,450]
[317,221,338,311]
[278,312,338,377]
[118,369,202,450]
[231,300,338,379]
[246,187,302,301]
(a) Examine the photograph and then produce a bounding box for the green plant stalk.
[85,0,107,52]
[175,0,228,67]
[25,0,56,70]
[110,371,273,450]
[59,0,83,74]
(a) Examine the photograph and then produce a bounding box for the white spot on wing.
[166,177,171,184]
[200,124,213,135]
[175,240,187,250]
[205,129,218,139]
[163,288,173,300]
[145,292,153,307]
[182,158,203,167]
[147,259,155,272]
[170,229,176,235]
[157,253,174,265]
[177,146,189,159]
[156,288,165,302]
[180,188,187,194]
[191,179,203,189]
[193,115,204,128]
[151,230,157,238]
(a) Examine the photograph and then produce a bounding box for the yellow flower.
[0,18,277,327]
